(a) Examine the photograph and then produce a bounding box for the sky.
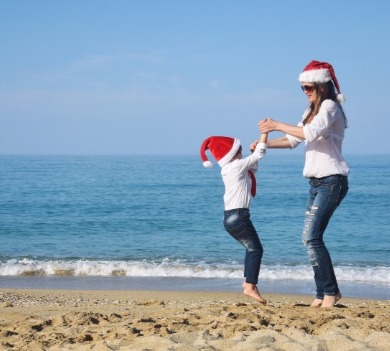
[1,0,389,155]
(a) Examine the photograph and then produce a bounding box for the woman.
[259,60,349,308]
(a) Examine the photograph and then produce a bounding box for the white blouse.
[286,99,349,178]
[221,142,267,210]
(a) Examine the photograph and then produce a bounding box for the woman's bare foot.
[242,282,267,304]
[310,298,323,307]
[321,293,342,308]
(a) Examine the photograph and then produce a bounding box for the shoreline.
[1,288,389,350]
[0,275,388,300]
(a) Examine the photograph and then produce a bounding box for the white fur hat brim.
[299,68,332,83]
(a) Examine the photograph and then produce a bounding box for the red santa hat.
[200,136,241,168]
[299,60,345,103]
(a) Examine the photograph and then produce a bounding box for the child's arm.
[249,141,258,153]
[249,132,268,154]
[259,132,268,144]
[250,132,268,153]
[243,132,268,172]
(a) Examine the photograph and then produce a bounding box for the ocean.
[0,154,389,300]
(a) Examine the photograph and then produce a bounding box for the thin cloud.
[73,55,115,70]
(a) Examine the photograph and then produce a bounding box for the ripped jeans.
[303,175,349,299]
[223,208,263,284]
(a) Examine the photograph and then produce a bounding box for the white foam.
[0,258,389,284]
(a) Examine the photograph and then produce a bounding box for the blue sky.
[1,0,389,155]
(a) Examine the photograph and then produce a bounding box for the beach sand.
[0,289,389,351]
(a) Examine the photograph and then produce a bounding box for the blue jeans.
[303,174,349,299]
[223,208,263,284]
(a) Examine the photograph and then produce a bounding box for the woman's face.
[301,83,318,104]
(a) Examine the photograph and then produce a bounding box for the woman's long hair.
[303,81,348,128]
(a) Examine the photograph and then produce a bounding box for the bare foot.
[310,298,323,307]
[243,282,267,305]
[321,293,342,308]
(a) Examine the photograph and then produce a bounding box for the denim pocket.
[310,175,348,208]
[323,175,348,206]
[223,209,249,233]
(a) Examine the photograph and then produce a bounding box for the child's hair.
[234,145,242,157]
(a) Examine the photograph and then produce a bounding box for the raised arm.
[259,118,305,149]
[259,118,305,140]
[249,132,268,153]
[259,132,268,144]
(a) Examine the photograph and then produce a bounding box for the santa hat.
[299,60,345,103]
[200,136,241,168]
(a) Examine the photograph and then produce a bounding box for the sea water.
[0,154,389,299]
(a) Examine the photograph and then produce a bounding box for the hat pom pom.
[203,160,213,168]
[337,93,346,104]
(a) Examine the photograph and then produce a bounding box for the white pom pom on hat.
[203,160,213,168]
[299,60,345,104]
[337,94,346,104]
[200,136,241,168]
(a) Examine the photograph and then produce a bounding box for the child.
[200,131,268,304]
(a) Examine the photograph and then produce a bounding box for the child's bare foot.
[243,282,267,305]
[310,298,323,307]
[321,293,342,308]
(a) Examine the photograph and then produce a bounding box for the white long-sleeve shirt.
[221,142,267,210]
[286,99,349,178]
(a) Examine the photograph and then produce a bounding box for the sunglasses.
[301,85,316,93]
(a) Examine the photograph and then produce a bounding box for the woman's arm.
[266,136,293,149]
[259,118,305,140]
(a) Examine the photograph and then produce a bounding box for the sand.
[0,288,389,351]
